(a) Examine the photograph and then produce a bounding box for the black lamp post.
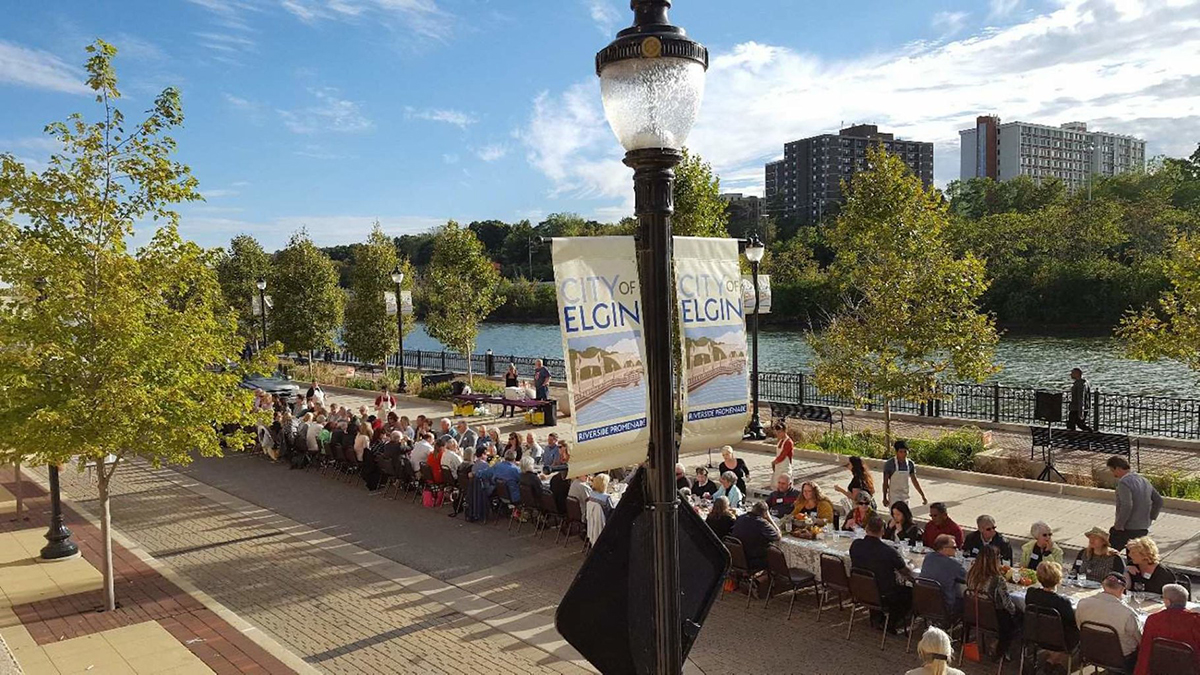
[256,278,268,348]
[391,267,406,391]
[32,278,79,561]
[596,2,707,672]
[744,234,766,440]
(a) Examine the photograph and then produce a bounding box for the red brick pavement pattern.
[2,469,295,675]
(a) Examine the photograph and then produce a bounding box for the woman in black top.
[504,364,519,388]
[883,501,922,546]
[718,446,750,496]
[1125,537,1175,594]
[706,495,736,540]
[835,456,875,505]
[692,467,719,499]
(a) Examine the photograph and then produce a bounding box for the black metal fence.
[303,348,1200,441]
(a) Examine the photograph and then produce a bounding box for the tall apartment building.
[763,124,934,226]
[960,117,1146,193]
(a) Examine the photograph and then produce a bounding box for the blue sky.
[3,0,1199,250]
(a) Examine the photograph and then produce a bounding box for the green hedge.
[1147,471,1200,501]
[417,377,502,401]
[813,427,985,471]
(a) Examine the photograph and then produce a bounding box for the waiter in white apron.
[882,440,928,507]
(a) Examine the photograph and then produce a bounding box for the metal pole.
[395,281,406,391]
[746,259,764,439]
[41,464,79,560]
[626,147,683,675]
[259,288,268,347]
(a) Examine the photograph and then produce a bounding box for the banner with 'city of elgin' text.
[552,237,650,477]
[674,237,751,454]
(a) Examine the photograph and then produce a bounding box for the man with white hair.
[1135,583,1200,674]
[1076,573,1141,671]
[441,439,463,475]
[438,418,454,443]
[411,432,434,471]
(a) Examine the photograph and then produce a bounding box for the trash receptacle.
[540,399,557,427]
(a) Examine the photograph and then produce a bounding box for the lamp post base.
[744,417,766,441]
[40,465,79,561]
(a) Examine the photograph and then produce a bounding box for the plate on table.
[1076,579,1101,590]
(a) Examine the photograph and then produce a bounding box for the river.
[400,322,1200,399]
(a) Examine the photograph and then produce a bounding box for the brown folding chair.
[1078,621,1132,674]
[560,496,584,547]
[418,463,439,504]
[763,544,816,620]
[515,482,541,534]
[375,451,396,495]
[907,578,962,653]
[963,589,1006,675]
[722,536,758,609]
[816,552,851,622]
[1020,604,1073,675]
[1150,637,1199,675]
[492,478,513,526]
[847,568,890,649]
[537,492,562,538]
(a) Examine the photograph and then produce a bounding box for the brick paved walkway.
[1,469,295,674]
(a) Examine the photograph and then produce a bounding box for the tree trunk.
[883,400,893,454]
[466,343,473,383]
[13,462,22,516]
[308,350,315,380]
[97,469,116,612]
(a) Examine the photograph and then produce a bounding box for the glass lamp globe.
[255,278,267,291]
[599,55,706,152]
[390,269,404,285]
[745,239,765,264]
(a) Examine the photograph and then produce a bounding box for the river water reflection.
[400,322,1199,399]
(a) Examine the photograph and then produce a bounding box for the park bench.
[451,393,557,426]
[768,401,845,433]
[1029,426,1140,470]
[420,372,455,388]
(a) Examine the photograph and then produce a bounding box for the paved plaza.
[2,389,1198,674]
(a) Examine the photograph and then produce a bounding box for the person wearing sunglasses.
[962,514,1013,562]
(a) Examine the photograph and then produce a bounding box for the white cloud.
[203,188,239,198]
[293,143,356,160]
[521,0,1200,206]
[278,0,452,41]
[195,31,256,56]
[990,0,1023,18]
[585,0,622,35]
[405,107,478,129]
[475,143,508,162]
[0,39,89,94]
[932,10,969,35]
[442,153,459,164]
[113,34,167,62]
[279,88,373,134]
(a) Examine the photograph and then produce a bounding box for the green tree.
[809,147,999,448]
[0,40,267,611]
[344,223,414,372]
[672,148,729,237]
[269,230,344,376]
[500,219,539,279]
[425,220,505,379]
[1119,234,1200,373]
[216,234,272,344]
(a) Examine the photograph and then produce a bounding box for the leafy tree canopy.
[216,234,272,343]
[344,223,414,366]
[424,220,505,378]
[269,229,345,357]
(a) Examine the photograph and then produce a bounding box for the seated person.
[729,501,781,572]
[1075,574,1141,673]
[849,513,914,627]
[883,501,923,546]
[691,467,719,499]
[842,493,875,531]
[705,496,737,540]
[918,534,966,614]
[675,463,690,491]
[790,481,834,523]
[1073,526,1126,583]
[588,473,617,520]
[906,627,966,675]
[765,474,800,519]
[713,471,743,509]
[477,450,521,502]
[1125,536,1176,595]
[966,545,1020,658]
[1025,561,1080,662]
[1134,583,1200,675]
[1021,521,1064,568]
[922,502,964,549]
[519,456,546,499]
[962,514,1014,562]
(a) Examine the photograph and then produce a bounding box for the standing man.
[882,440,928,507]
[1107,455,1163,551]
[1068,368,1093,432]
[306,381,325,407]
[533,359,551,401]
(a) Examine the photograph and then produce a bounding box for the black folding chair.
[962,589,1006,675]
[721,536,758,609]
[492,478,513,525]
[515,482,541,534]
[763,544,816,619]
[816,552,851,622]
[907,578,962,653]
[1020,604,1074,675]
[1079,621,1131,674]
[559,496,584,547]
[847,568,890,649]
[1150,637,1199,675]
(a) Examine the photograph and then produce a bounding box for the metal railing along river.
[292,348,1200,441]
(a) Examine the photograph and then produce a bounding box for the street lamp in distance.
[390,267,406,392]
[744,234,766,441]
[595,2,708,673]
[255,278,268,349]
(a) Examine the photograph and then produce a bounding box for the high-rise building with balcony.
[959,117,1146,193]
[763,124,934,226]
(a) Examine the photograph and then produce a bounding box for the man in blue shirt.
[533,359,551,400]
[541,433,563,473]
[918,534,966,614]
[479,450,521,502]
